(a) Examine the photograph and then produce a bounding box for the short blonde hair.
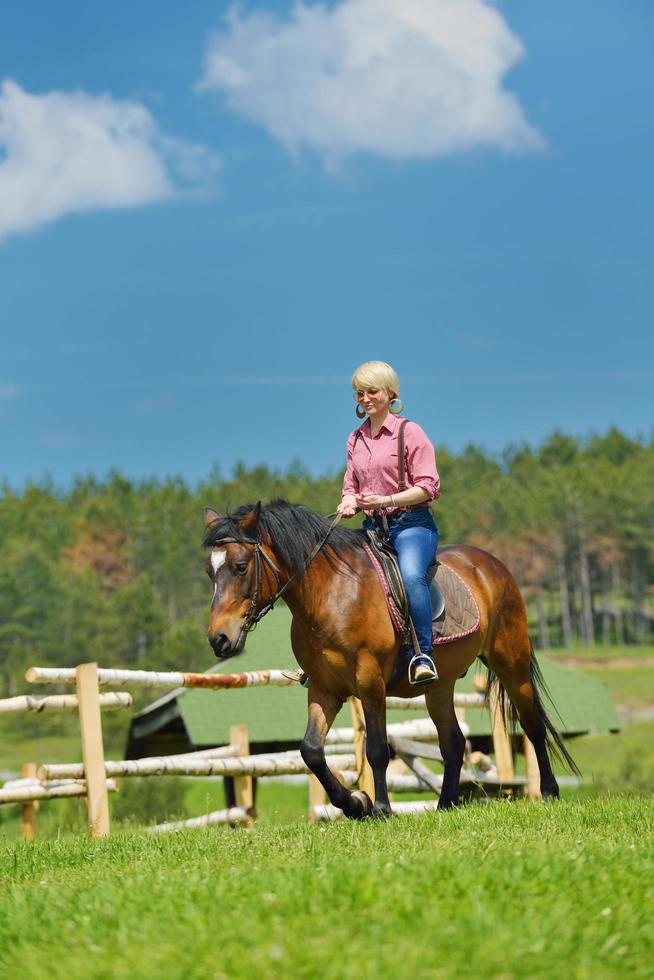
[351,361,400,398]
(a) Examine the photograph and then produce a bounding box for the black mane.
[203,499,366,576]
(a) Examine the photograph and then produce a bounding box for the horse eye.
[235,561,249,576]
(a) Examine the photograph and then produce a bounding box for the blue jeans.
[363,509,439,655]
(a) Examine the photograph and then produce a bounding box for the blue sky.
[1,0,652,488]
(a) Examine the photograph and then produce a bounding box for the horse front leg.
[300,684,370,821]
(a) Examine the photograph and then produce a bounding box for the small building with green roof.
[126,606,620,758]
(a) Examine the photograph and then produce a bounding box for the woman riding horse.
[337,360,440,686]
[203,364,577,818]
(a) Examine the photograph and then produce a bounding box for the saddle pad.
[363,543,480,646]
[432,562,480,645]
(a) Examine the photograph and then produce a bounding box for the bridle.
[210,513,342,646]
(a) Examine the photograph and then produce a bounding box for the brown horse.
[203,500,577,819]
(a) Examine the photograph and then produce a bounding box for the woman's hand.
[337,495,359,518]
[355,493,388,510]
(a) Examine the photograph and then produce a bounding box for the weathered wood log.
[156,744,239,762]
[230,724,253,814]
[523,735,542,801]
[20,763,38,841]
[0,779,117,804]
[326,717,462,744]
[468,751,495,773]
[386,693,486,711]
[489,680,515,786]
[24,666,484,708]
[389,736,443,763]
[314,771,427,793]
[77,663,110,837]
[26,666,295,690]
[385,773,431,793]
[148,806,251,833]
[314,799,442,820]
[349,697,375,798]
[0,692,132,714]
[38,752,357,782]
[3,777,86,789]
[395,753,444,794]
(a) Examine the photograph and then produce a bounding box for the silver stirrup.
[408,653,438,686]
[281,668,309,687]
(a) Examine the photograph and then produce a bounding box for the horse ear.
[241,502,261,536]
[204,506,222,529]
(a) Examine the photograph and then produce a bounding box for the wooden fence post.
[229,724,254,818]
[76,662,110,837]
[348,697,375,800]
[488,680,515,791]
[309,774,327,822]
[523,735,542,801]
[20,763,39,842]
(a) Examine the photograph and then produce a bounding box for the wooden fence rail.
[149,807,251,833]
[0,779,117,804]
[38,752,358,782]
[0,692,132,714]
[26,666,296,690]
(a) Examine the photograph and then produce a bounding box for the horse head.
[203,502,271,660]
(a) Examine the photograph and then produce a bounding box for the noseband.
[211,513,342,642]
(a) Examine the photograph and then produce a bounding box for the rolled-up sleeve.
[342,431,360,497]
[405,422,440,501]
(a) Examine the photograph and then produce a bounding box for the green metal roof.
[154,606,620,746]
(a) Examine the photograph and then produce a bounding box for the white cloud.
[0,80,220,241]
[200,0,543,167]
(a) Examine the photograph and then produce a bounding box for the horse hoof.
[437,797,460,810]
[350,790,374,820]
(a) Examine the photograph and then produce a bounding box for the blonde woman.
[337,361,441,685]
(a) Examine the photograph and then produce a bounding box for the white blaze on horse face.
[211,549,227,574]
[211,548,227,600]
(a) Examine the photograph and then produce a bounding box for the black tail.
[482,640,581,777]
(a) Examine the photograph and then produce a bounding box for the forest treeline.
[0,427,652,696]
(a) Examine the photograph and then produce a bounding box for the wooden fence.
[0,661,542,839]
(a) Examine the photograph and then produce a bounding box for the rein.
[213,512,343,642]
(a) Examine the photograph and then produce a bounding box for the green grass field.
[543,644,654,663]
[0,797,652,979]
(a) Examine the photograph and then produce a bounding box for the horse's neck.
[280,552,366,631]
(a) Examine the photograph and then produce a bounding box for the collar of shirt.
[363,413,402,438]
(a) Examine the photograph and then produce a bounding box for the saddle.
[363,530,480,648]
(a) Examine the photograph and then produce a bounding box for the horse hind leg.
[486,639,578,799]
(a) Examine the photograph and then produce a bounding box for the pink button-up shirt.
[342,415,440,513]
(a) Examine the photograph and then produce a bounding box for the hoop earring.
[389,398,404,415]
[355,405,367,419]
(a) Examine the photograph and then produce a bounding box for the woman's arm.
[405,422,440,501]
[355,486,428,510]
